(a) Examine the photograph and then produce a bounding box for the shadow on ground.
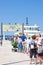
[2,60,29,65]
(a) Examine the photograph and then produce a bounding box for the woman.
[17,36,23,52]
[37,34,43,64]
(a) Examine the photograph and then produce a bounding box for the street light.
[1,22,3,46]
[22,23,24,34]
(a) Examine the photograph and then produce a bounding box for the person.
[36,35,40,63]
[20,34,26,41]
[37,34,43,63]
[29,35,37,65]
[41,34,43,63]
[17,36,23,52]
[17,36,22,44]
[11,36,14,43]
[24,37,31,54]
[20,34,26,53]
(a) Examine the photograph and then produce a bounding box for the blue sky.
[0,0,43,31]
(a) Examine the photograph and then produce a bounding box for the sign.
[3,24,22,32]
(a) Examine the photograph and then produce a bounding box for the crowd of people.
[11,33,43,65]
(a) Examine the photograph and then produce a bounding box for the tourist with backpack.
[29,35,37,65]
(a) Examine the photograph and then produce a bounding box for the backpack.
[29,40,36,49]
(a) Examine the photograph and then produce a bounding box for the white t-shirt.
[17,38,22,43]
[38,38,41,44]
[37,38,42,48]
[25,39,31,48]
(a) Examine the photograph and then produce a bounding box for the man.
[20,34,26,42]
[20,34,26,53]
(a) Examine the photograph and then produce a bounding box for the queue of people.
[11,34,43,65]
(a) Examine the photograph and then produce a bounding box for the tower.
[26,17,28,25]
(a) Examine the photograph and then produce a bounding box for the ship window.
[24,28,26,30]
[24,27,40,31]
[29,27,31,30]
[35,28,40,31]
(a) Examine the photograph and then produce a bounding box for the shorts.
[30,49,37,58]
[38,53,43,56]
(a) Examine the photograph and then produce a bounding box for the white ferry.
[24,24,40,36]
[15,24,40,37]
[3,24,40,39]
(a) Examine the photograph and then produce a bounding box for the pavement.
[0,40,42,65]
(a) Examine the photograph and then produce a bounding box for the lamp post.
[1,22,3,46]
[22,23,24,34]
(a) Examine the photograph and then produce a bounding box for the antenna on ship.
[26,17,28,25]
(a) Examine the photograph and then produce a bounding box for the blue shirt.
[21,35,26,41]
